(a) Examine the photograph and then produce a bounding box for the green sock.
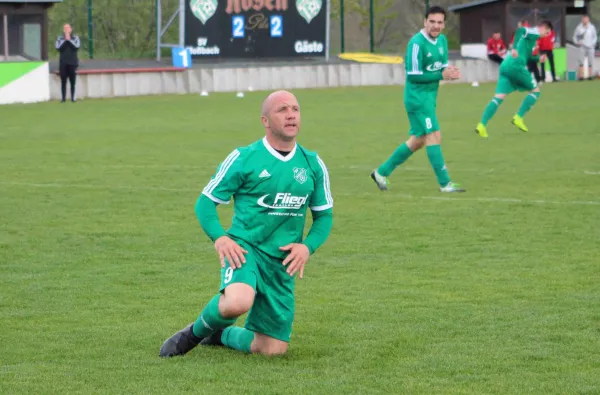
[517,91,540,117]
[192,294,237,338]
[480,97,504,125]
[377,143,414,177]
[426,145,451,187]
[221,326,255,353]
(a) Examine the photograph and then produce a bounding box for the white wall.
[0,63,50,105]
[47,59,501,101]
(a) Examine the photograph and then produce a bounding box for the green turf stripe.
[0,62,44,88]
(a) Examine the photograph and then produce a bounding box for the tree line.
[53,0,593,59]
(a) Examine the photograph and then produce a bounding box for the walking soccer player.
[159,90,333,357]
[371,5,465,193]
[475,20,553,138]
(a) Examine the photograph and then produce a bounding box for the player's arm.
[514,28,524,47]
[441,37,450,70]
[280,154,332,278]
[303,210,333,254]
[195,196,226,241]
[196,149,243,240]
[511,28,524,56]
[303,155,333,254]
[405,41,442,83]
[195,149,247,268]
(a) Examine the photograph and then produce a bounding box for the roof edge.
[448,0,503,12]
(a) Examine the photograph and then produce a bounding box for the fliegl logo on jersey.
[257,193,309,216]
[426,61,444,72]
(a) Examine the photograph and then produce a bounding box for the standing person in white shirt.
[573,14,598,80]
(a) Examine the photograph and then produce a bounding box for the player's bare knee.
[495,94,506,100]
[254,342,288,356]
[220,283,255,317]
[425,131,441,145]
[222,301,252,317]
[406,136,425,151]
[251,333,288,356]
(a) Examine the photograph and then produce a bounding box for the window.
[8,14,42,60]
[0,13,43,61]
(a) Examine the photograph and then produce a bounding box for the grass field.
[1,81,599,394]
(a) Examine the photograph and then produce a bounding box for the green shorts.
[407,110,440,137]
[496,67,537,94]
[220,238,295,342]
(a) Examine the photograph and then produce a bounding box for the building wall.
[459,2,507,44]
[457,1,594,47]
[0,4,49,60]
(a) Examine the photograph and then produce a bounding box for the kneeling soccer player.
[159,90,333,357]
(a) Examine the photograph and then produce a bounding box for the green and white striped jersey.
[202,137,333,259]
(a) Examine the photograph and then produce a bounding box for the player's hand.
[540,54,547,63]
[280,243,310,278]
[450,67,461,79]
[442,66,460,80]
[511,49,518,58]
[214,236,247,269]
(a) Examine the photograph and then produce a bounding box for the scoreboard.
[185,0,328,58]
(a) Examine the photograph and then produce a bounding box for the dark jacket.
[55,35,80,66]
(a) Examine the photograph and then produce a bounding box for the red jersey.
[487,37,507,55]
[538,30,555,51]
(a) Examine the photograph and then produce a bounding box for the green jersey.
[503,27,540,70]
[202,137,333,259]
[404,30,449,111]
[512,26,526,49]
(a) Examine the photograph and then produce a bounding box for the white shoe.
[440,182,466,193]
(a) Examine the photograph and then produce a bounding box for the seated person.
[487,32,507,64]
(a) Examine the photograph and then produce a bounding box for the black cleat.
[159,323,202,357]
[199,328,226,347]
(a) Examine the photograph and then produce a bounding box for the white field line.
[2,164,596,175]
[1,181,599,206]
[0,181,198,193]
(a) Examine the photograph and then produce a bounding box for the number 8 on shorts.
[408,111,440,137]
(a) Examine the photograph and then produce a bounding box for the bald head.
[260,90,301,143]
[261,90,298,116]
